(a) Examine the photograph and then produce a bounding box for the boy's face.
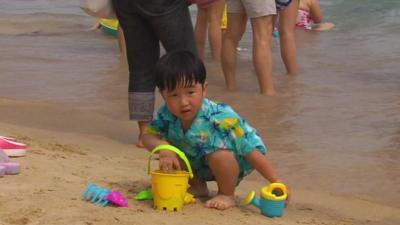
[161,82,207,129]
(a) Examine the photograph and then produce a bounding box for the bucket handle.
[148,144,193,179]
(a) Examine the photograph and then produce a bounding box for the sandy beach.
[1,0,400,225]
[0,97,399,225]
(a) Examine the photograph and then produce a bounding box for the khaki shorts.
[227,0,276,18]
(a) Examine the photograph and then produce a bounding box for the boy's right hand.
[158,150,181,172]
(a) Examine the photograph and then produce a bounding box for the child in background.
[296,0,335,31]
[90,19,126,59]
[142,50,288,210]
[194,0,226,61]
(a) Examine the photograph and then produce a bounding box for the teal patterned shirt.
[146,98,267,181]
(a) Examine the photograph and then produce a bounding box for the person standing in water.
[111,0,197,147]
[221,0,278,96]
[195,0,226,61]
[90,19,126,59]
[275,0,300,76]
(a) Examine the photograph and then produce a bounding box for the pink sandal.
[0,149,21,176]
[0,138,27,157]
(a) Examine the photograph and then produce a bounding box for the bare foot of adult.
[205,194,236,210]
[135,141,144,148]
[261,89,279,96]
[226,85,236,92]
[135,134,145,148]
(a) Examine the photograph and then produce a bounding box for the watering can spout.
[243,191,261,208]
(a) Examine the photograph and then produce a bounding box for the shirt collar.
[161,98,210,123]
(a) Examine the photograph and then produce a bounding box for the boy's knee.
[207,149,237,164]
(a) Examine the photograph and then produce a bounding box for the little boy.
[142,50,286,210]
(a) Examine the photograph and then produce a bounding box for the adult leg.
[250,15,277,95]
[117,24,127,60]
[221,12,247,91]
[153,2,197,55]
[278,0,299,75]
[195,7,208,59]
[113,1,159,147]
[205,149,239,210]
[207,0,226,61]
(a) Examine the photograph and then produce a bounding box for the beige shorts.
[227,0,276,18]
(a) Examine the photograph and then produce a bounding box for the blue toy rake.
[82,183,111,207]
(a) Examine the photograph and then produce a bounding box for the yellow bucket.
[148,145,195,211]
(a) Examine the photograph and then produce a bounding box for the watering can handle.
[148,144,194,179]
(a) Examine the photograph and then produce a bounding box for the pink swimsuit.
[296,8,313,30]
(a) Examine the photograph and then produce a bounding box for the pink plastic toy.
[106,191,129,207]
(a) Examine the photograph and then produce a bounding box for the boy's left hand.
[158,150,181,172]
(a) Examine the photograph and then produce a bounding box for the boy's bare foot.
[205,194,236,210]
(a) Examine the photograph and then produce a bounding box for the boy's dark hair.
[155,50,206,92]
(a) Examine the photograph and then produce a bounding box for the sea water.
[0,0,399,207]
